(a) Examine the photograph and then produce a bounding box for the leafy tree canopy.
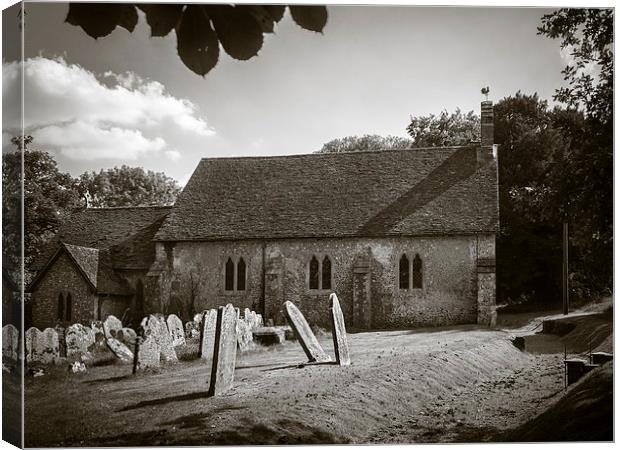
[318,135,412,153]
[76,166,181,208]
[406,108,480,147]
[3,140,82,274]
[65,3,328,76]
[538,8,613,123]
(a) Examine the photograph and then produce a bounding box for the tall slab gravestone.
[199,309,218,360]
[166,314,186,347]
[329,293,351,366]
[207,304,238,396]
[283,301,331,363]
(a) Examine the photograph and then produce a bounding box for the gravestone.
[166,314,186,347]
[193,312,205,324]
[65,324,95,359]
[142,315,177,363]
[329,293,351,366]
[26,327,60,364]
[90,321,106,348]
[103,315,123,340]
[2,324,19,361]
[283,301,331,363]
[133,333,160,372]
[256,314,264,328]
[117,328,137,347]
[208,304,238,396]
[199,309,218,360]
[244,308,252,322]
[106,338,134,363]
[185,321,200,339]
[236,318,254,352]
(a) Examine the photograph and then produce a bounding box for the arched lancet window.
[237,258,246,291]
[322,256,332,290]
[309,256,319,290]
[65,293,73,321]
[412,254,423,289]
[57,293,65,320]
[225,258,235,291]
[399,254,410,289]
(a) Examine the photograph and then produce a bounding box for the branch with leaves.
[65,3,328,76]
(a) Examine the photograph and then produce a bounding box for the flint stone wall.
[149,235,495,329]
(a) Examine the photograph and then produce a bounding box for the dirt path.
[24,326,569,446]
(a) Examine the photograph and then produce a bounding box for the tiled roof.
[63,243,99,288]
[32,206,172,272]
[155,146,499,241]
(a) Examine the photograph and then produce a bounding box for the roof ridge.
[81,205,173,211]
[199,145,475,162]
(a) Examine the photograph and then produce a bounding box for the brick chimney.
[480,100,494,147]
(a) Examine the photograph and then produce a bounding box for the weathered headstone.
[244,308,252,321]
[236,318,254,352]
[283,301,331,363]
[90,321,106,348]
[133,319,160,372]
[141,315,177,363]
[185,321,200,339]
[256,313,264,328]
[199,309,218,360]
[193,312,205,324]
[166,314,186,347]
[329,293,350,366]
[26,327,60,364]
[103,315,123,340]
[208,304,238,396]
[2,324,19,361]
[65,323,95,359]
[106,338,134,363]
[117,327,137,347]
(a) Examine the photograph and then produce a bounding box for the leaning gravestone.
[329,293,351,366]
[106,338,133,363]
[65,323,95,359]
[103,315,123,340]
[26,327,60,364]
[199,309,218,360]
[284,301,331,363]
[208,304,238,396]
[166,314,186,347]
[2,324,19,361]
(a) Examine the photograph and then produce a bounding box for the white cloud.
[2,57,214,160]
[164,149,182,161]
[559,44,599,80]
[33,121,165,161]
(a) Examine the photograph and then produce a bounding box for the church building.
[28,101,499,330]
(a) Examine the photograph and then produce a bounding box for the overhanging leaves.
[65,3,328,75]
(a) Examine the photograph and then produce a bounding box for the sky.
[2,3,570,185]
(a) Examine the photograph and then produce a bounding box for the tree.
[2,139,81,276]
[537,8,613,296]
[538,8,613,123]
[76,165,181,208]
[318,135,412,153]
[406,108,480,147]
[64,4,328,76]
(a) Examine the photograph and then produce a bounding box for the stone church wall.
[151,234,496,329]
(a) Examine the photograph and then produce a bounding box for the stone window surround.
[397,252,424,291]
[223,255,247,294]
[57,290,73,322]
[307,253,333,293]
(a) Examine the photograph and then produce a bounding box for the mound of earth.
[496,362,613,442]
